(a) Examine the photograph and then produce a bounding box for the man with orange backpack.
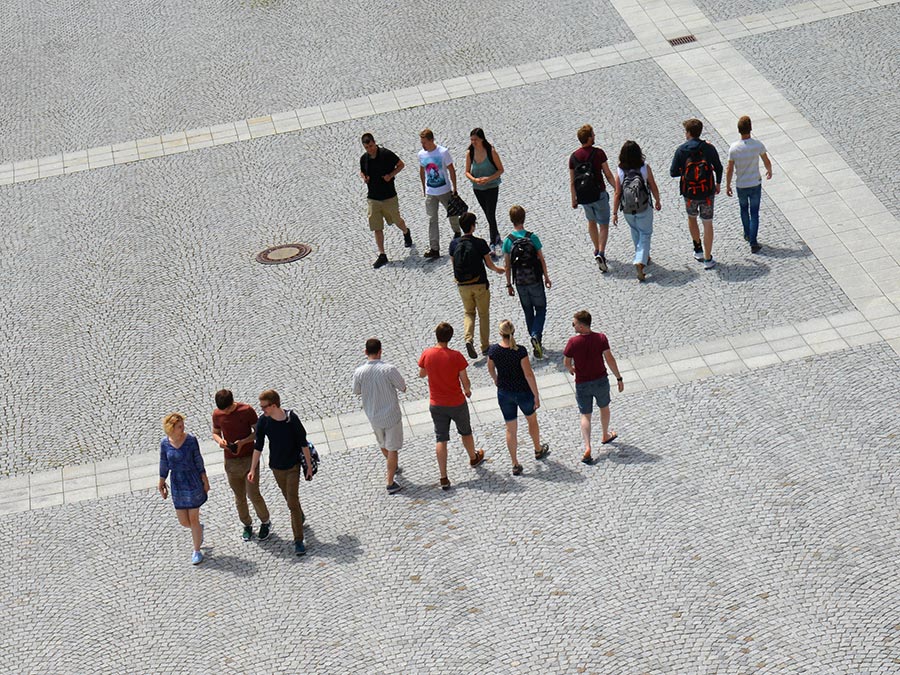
[669,118,723,270]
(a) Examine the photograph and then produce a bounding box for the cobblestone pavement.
[692,0,799,21]
[0,60,856,475]
[2,345,898,674]
[736,5,900,219]
[0,0,633,159]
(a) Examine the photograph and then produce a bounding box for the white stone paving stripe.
[1,307,896,515]
[0,0,895,187]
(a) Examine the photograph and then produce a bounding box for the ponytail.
[498,319,516,350]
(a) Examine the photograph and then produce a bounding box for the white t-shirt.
[616,164,649,183]
[728,137,767,189]
[418,145,454,196]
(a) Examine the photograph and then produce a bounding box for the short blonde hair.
[499,319,517,350]
[162,412,185,435]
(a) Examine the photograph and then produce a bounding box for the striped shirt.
[352,359,406,428]
[728,137,767,189]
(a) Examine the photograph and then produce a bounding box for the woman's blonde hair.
[162,412,186,435]
[498,319,516,349]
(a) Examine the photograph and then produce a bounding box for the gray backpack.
[620,168,651,214]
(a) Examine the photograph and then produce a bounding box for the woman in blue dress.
[158,413,210,565]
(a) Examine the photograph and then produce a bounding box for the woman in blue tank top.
[465,128,505,257]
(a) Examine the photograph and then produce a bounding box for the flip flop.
[581,453,593,465]
[601,433,618,445]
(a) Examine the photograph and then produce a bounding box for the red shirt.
[212,403,259,459]
[569,146,609,193]
[418,346,469,407]
[563,332,611,384]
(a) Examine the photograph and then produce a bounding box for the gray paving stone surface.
[2,345,898,674]
[692,0,801,21]
[0,59,854,475]
[736,5,900,219]
[0,0,633,159]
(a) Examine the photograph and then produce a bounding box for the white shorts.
[373,421,404,451]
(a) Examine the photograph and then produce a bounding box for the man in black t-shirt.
[449,212,506,358]
[360,132,413,269]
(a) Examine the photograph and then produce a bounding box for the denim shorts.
[574,376,611,414]
[684,196,715,220]
[429,403,472,442]
[497,389,536,422]
[581,191,610,225]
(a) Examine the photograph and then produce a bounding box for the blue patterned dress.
[159,434,208,510]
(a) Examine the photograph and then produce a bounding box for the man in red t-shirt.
[212,389,271,541]
[418,322,486,489]
[563,310,625,464]
[569,124,617,272]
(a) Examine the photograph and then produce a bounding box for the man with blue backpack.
[670,118,723,270]
[503,205,552,358]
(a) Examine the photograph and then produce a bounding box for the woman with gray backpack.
[612,140,662,281]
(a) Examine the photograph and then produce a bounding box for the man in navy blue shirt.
[670,118,723,270]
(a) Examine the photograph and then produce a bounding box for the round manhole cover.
[256,243,313,265]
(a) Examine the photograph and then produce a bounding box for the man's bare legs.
[587,220,610,255]
[380,447,398,486]
[580,413,593,461]
[374,218,410,255]
[701,219,714,260]
[436,441,449,480]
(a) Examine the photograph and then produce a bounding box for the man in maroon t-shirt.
[212,389,271,541]
[563,310,624,464]
[569,124,617,272]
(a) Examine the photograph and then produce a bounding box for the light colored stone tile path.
[1,305,894,515]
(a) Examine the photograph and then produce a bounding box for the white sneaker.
[703,257,716,270]
[191,550,204,565]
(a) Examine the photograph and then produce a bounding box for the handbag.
[300,441,320,480]
[446,192,469,218]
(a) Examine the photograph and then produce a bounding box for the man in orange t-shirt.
[418,322,486,490]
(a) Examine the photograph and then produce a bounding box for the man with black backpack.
[450,212,506,359]
[569,124,617,272]
[503,205,551,358]
[669,118,723,270]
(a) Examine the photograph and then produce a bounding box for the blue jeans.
[581,191,610,225]
[497,389,536,422]
[737,184,761,245]
[624,208,653,265]
[516,282,546,342]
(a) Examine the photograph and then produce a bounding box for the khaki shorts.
[368,196,402,231]
[373,420,404,451]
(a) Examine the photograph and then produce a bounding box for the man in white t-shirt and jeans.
[418,128,461,260]
[726,115,773,253]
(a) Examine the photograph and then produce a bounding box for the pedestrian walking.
[487,320,550,476]
[726,116,773,253]
[611,140,662,282]
[248,390,314,557]
[569,124,616,272]
[352,338,408,494]
[418,322,486,490]
[464,127,505,257]
[418,128,461,260]
[359,132,413,269]
[669,118,723,270]
[502,205,551,358]
[450,212,506,359]
[158,413,210,565]
[563,311,624,465]
[212,389,271,542]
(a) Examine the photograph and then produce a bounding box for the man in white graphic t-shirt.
[726,115,773,253]
[418,128,461,260]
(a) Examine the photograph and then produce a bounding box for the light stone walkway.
[0,0,895,185]
[1,305,896,515]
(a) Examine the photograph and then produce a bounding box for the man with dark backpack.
[503,205,552,358]
[450,212,506,358]
[569,124,617,272]
[670,118,723,270]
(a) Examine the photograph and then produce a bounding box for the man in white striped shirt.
[352,338,408,494]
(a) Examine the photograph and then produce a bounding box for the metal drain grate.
[668,34,698,46]
[256,243,313,265]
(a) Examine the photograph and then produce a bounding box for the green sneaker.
[242,524,252,542]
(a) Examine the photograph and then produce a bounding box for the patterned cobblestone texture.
[736,6,900,219]
[2,345,898,674]
[0,60,854,475]
[0,0,633,159]
[692,0,801,21]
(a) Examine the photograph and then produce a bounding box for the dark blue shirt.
[487,344,530,392]
[669,138,723,195]
[255,410,308,470]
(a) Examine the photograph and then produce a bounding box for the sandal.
[581,452,594,465]
[534,443,550,460]
[512,464,523,476]
[440,476,451,491]
[469,449,485,467]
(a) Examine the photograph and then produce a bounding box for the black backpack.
[620,168,651,214]
[508,232,541,286]
[681,142,715,199]
[452,237,483,283]
[572,148,602,204]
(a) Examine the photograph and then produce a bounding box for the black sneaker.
[403,230,413,247]
[465,341,478,359]
[693,243,704,261]
[373,253,388,269]
[386,482,403,494]
[242,524,252,541]
[258,522,270,540]
[595,252,608,273]
[751,243,762,253]
[423,249,440,260]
